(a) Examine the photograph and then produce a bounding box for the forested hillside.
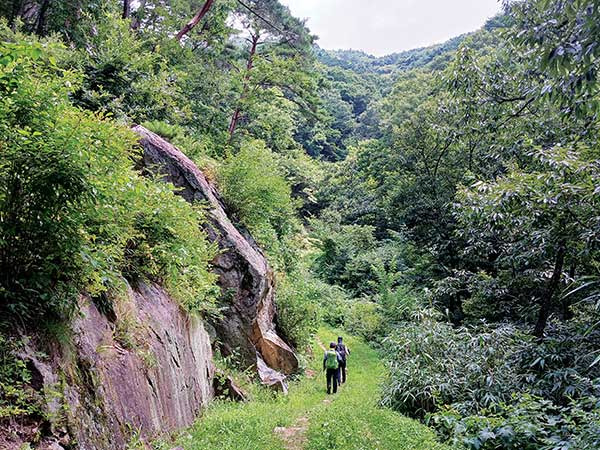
[1,0,599,449]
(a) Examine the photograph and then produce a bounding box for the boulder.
[134,125,299,380]
[256,354,289,394]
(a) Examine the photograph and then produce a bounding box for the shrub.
[345,301,383,342]
[275,273,321,349]
[380,316,600,448]
[118,179,219,314]
[512,318,600,405]
[310,216,379,296]
[219,139,299,269]
[66,14,181,123]
[317,283,352,328]
[0,39,218,321]
[381,321,522,417]
[0,40,92,319]
[310,215,423,299]
[370,262,424,324]
[0,334,43,422]
[430,395,600,450]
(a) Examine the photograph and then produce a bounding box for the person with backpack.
[323,342,342,394]
[336,336,350,384]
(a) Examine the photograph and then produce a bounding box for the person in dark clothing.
[323,342,342,394]
[336,336,350,384]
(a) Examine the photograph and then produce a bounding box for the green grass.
[171,327,453,450]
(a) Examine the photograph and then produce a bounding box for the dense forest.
[1,0,599,449]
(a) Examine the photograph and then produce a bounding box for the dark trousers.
[338,360,347,384]
[326,368,338,394]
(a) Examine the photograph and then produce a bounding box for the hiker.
[323,342,342,394]
[336,336,350,384]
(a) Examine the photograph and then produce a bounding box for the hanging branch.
[175,0,216,41]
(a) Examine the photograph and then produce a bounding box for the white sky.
[280,0,502,56]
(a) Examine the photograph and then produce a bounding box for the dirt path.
[274,416,309,450]
[273,337,332,449]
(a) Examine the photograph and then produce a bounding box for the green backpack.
[325,350,339,370]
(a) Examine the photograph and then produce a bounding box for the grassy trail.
[176,328,451,449]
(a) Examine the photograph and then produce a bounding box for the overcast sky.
[280,0,502,56]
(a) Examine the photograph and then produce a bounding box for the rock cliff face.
[134,125,299,378]
[16,282,213,449]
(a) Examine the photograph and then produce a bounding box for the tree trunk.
[175,0,215,41]
[534,241,566,338]
[228,34,259,140]
[122,0,131,19]
[35,0,50,36]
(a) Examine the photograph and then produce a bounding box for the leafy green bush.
[381,321,521,417]
[345,301,383,342]
[0,39,217,321]
[219,139,299,269]
[0,334,42,422]
[118,180,219,313]
[370,261,425,324]
[430,395,600,450]
[276,267,354,349]
[0,40,92,319]
[310,216,379,296]
[316,283,351,328]
[275,273,322,349]
[310,213,425,299]
[66,14,181,123]
[381,316,600,448]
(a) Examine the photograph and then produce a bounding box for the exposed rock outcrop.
[14,282,214,449]
[134,125,299,380]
